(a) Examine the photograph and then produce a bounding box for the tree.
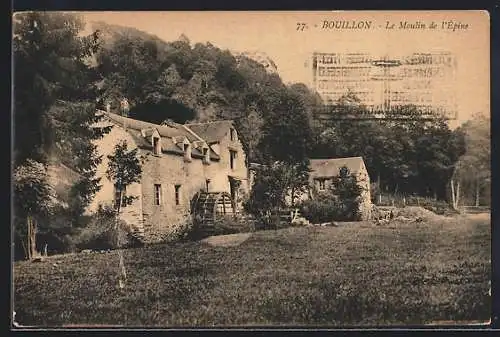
[13,12,102,165]
[244,161,309,229]
[105,140,142,289]
[311,101,465,201]
[258,89,313,164]
[451,113,490,207]
[106,141,142,216]
[14,160,56,260]
[234,109,264,166]
[301,165,364,223]
[329,166,364,220]
[13,12,110,254]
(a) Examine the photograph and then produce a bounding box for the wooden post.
[26,216,31,261]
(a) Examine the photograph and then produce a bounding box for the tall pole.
[121,98,129,131]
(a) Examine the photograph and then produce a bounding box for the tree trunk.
[450,179,456,209]
[475,180,480,207]
[115,190,123,247]
[456,181,460,209]
[274,206,280,230]
[116,189,127,289]
[26,216,31,261]
[26,215,37,260]
[20,235,28,261]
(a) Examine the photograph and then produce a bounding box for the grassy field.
[13,211,491,327]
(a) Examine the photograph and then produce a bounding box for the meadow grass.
[13,213,490,327]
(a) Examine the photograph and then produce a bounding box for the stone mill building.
[87,109,249,243]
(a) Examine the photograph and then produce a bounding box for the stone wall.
[87,123,144,232]
[139,150,207,243]
[356,170,372,220]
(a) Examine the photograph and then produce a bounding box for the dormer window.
[152,136,161,156]
[183,142,192,162]
[202,147,210,164]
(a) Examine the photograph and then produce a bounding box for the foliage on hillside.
[92,21,467,201]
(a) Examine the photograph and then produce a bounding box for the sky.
[80,11,490,126]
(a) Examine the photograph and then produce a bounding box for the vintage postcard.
[12,10,491,328]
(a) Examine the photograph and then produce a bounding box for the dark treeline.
[92,21,468,201]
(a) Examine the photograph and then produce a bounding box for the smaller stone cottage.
[309,157,372,220]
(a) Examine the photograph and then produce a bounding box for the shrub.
[244,161,310,230]
[404,196,455,215]
[300,198,341,224]
[161,215,195,243]
[74,205,142,250]
[184,214,255,241]
[301,165,363,223]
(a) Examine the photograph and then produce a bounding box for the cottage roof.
[310,157,366,178]
[100,111,222,160]
[184,120,234,144]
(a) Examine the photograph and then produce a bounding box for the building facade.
[86,111,248,243]
[311,51,457,119]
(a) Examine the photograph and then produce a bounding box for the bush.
[73,205,142,251]
[404,196,455,215]
[300,166,363,223]
[185,214,255,241]
[244,161,310,230]
[300,198,341,224]
[160,215,195,243]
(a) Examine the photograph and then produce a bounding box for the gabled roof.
[100,111,221,160]
[184,120,235,144]
[310,157,366,178]
[105,112,197,141]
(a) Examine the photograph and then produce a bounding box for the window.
[206,179,210,192]
[114,185,127,209]
[318,180,326,191]
[175,185,181,205]
[229,150,237,170]
[230,128,235,141]
[183,143,191,161]
[202,147,210,164]
[153,137,161,155]
[154,184,162,206]
[339,166,350,177]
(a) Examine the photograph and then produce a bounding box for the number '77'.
[296,23,307,31]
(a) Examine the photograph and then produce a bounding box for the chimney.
[120,98,129,116]
[106,102,111,113]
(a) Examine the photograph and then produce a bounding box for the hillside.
[14,213,490,326]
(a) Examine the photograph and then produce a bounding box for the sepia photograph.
[12,10,491,328]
